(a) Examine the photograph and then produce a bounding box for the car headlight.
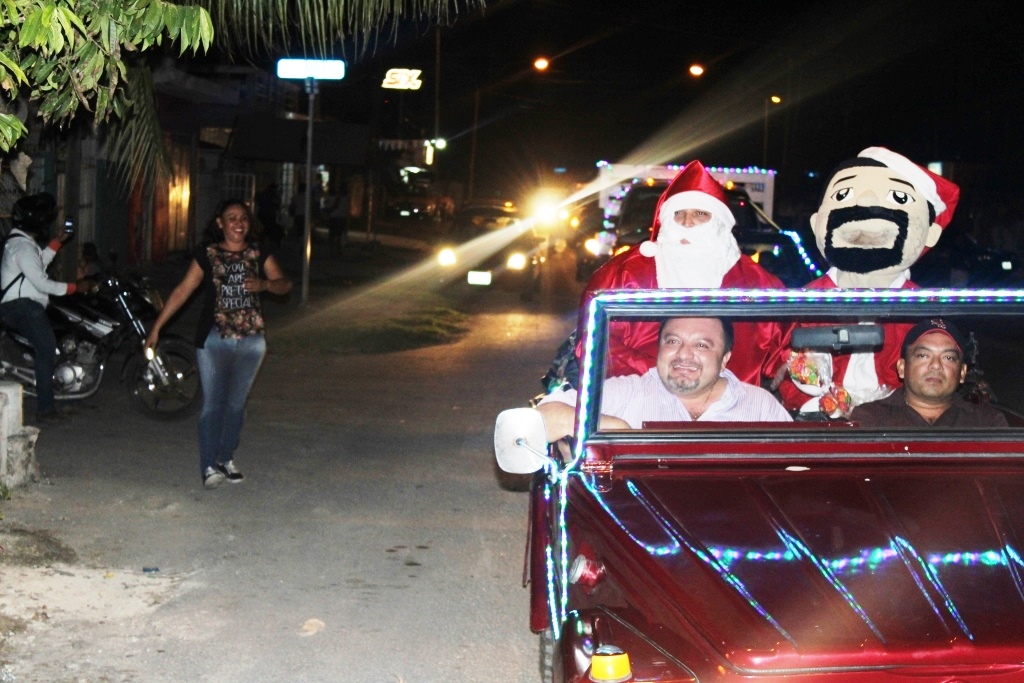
[506,252,528,270]
[584,230,616,257]
[437,248,457,267]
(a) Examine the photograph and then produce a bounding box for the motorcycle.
[0,272,202,420]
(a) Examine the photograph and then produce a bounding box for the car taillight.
[569,553,605,592]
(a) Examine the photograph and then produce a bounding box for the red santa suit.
[776,269,916,412]
[776,146,962,414]
[575,160,787,386]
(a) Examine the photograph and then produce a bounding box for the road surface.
[0,246,583,682]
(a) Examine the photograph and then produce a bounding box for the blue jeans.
[195,330,266,474]
[0,298,57,415]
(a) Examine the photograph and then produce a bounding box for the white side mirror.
[494,408,553,474]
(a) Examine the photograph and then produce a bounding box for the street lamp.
[763,94,782,168]
[276,58,346,306]
[467,58,547,201]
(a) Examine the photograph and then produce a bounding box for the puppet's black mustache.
[826,205,909,233]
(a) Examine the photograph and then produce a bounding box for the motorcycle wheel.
[124,337,202,420]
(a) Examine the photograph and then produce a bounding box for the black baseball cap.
[901,318,967,358]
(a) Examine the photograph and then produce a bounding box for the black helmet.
[11,193,58,236]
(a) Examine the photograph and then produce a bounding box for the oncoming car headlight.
[584,230,616,257]
[437,248,457,267]
[506,252,528,270]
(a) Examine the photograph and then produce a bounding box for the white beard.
[652,217,741,288]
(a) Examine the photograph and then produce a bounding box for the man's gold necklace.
[689,384,716,420]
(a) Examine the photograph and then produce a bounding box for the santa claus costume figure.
[777,146,961,414]
[578,160,786,386]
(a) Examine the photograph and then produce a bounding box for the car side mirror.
[494,408,557,475]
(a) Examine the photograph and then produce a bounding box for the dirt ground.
[0,522,188,681]
[0,229,567,682]
[1,233,436,682]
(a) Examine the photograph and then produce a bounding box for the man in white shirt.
[0,193,78,423]
[538,317,791,442]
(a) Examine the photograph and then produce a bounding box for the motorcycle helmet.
[11,192,58,238]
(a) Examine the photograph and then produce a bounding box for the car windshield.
[573,291,1024,462]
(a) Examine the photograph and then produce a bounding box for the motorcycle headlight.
[437,248,457,267]
[506,252,528,270]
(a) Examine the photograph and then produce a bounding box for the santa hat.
[858,146,960,229]
[650,160,734,239]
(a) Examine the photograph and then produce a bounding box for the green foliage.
[0,0,483,190]
[0,0,213,152]
[104,63,170,196]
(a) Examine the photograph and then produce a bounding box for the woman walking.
[146,199,292,489]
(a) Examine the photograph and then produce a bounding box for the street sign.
[276,59,346,80]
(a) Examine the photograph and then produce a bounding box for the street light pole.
[302,77,317,306]
[275,58,346,306]
[466,58,548,204]
[763,95,781,168]
[467,88,480,202]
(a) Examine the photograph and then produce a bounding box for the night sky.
[320,0,1023,225]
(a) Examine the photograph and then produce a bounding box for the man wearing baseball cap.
[848,318,1007,427]
[777,147,962,415]
[575,160,786,386]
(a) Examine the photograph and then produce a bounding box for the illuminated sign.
[276,59,346,80]
[382,68,423,90]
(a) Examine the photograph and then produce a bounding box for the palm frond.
[103,64,172,197]
[186,0,483,58]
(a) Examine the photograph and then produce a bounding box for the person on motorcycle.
[0,192,78,423]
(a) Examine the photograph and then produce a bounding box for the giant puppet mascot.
[777,146,961,415]
[576,159,786,386]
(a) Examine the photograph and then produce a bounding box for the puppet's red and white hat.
[858,146,960,229]
[650,160,735,240]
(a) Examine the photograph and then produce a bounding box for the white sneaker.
[216,460,244,483]
[203,466,226,489]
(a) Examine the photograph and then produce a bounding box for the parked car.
[436,202,547,300]
[575,181,822,286]
[496,289,1024,682]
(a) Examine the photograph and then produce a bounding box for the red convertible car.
[495,289,1024,682]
